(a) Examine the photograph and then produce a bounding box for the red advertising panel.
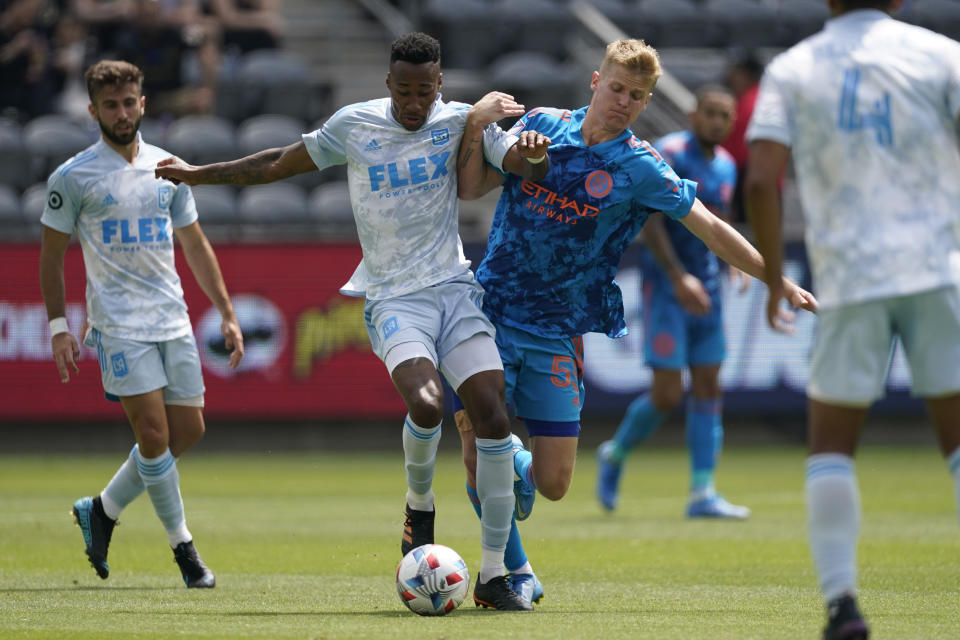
[0,243,405,421]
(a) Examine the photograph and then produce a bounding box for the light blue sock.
[100,444,145,520]
[402,414,441,511]
[476,436,513,582]
[948,446,960,523]
[687,398,722,496]
[136,447,191,547]
[467,482,528,573]
[806,454,860,602]
[608,393,667,463]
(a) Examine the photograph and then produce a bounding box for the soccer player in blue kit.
[453,39,818,603]
[597,84,752,519]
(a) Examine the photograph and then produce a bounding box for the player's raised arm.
[457,91,528,200]
[39,225,80,382]
[155,141,316,186]
[679,197,817,331]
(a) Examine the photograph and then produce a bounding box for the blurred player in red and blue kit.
[597,84,752,519]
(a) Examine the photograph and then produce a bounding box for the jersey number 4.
[838,67,893,147]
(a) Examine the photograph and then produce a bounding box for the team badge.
[585,170,613,198]
[157,185,174,210]
[110,352,129,378]
[430,129,450,146]
[382,317,399,339]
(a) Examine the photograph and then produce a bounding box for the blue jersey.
[477,107,698,339]
[641,130,736,299]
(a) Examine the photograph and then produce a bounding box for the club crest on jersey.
[382,317,399,339]
[110,352,129,378]
[430,128,449,146]
[585,170,613,198]
[157,185,174,210]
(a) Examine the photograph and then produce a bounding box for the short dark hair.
[84,59,143,102]
[695,83,734,106]
[837,0,896,10]
[390,32,441,65]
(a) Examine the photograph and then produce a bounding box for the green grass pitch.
[1,445,958,639]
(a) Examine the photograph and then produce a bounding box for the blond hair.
[600,39,662,87]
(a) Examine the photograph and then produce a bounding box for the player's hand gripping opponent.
[155,156,197,186]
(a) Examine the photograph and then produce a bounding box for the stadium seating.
[488,51,578,112]
[636,0,705,48]
[164,115,238,165]
[421,0,502,69]
[903,0,960,41]
[22,115,98,183]
[20,182,48,224]
[494,0,576,62]
[0,119,34,191]
[0,184,22,221]
[238,182,308,223]
[308,181,356,238]
[191,184,239,224]
[703,0,781,48]
[774,0,830,44]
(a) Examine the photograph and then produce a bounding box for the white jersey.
[747,10,960,309]
[302,94,516,300]
[40,134,198,341]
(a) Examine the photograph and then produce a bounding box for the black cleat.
[173,540,216,588]
[473,575,534,611]
[400,504,435,557]
[823,595,869,640]
[71,496,116,579]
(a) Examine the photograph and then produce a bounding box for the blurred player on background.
[455,39,817,603]
[155,32,550,611]
[746,1,960,638]
[39,59,244,588]
[597,84,751,519]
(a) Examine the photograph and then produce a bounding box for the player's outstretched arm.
[457,91,527,200]
[39,225,80,382]
[155,141,316,187]
[174,222,245,369]
[680,198,817,332]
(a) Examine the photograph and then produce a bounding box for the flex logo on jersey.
[101,217,171,244]
[158,185,174,210]
[368,151,450,191]
[520,179,600,224]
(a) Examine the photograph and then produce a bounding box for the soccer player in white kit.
[155,32,551,610]
[746,2,960,638]
[39,60,245,588]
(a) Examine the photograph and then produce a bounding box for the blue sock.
[687,398,722,496]
[467,482,528,573]
[608,393,667,463]
[514,445,534,490]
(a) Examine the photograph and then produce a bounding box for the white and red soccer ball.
[396,544,470,616]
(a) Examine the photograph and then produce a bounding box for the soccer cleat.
[508,572,544,605]
[685,494,751,519]
[511,434,535,521]
[173,540,215,588]
[400,504,435,557]
[473,575,534,611]
[823,595,869,640]
[596,441,623,512]
[71,496,116,579]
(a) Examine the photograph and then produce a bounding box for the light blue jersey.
[477,106,698,339]
[302,94,516,301]
[40,134,198,342]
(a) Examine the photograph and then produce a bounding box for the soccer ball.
[395,544,470,616]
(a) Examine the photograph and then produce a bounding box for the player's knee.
[652,386,684,412]
[471,409,510,440]
[537,475,571,501]
[169,421,205,457]
[135,417,169,457]
[405,390,444,427]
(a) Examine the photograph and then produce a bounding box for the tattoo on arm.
[458,135,482,169]
[205,148,285,185]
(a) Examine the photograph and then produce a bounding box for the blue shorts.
[642,278,725,370]
[452,322,584,437]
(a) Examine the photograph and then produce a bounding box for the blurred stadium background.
[1,0,948,451]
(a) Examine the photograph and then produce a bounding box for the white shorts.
[808,286,960,406]
[84,328,205,405]
[364,273,501,391]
